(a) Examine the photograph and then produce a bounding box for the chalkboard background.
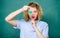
[0,0,60,38]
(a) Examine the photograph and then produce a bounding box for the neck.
[30,19,35,21]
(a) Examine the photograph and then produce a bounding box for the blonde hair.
[24,2,42,21]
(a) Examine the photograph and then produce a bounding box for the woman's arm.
[5,6,30,26]
[5,8,23,26]
[31,21,47,38]
[33,26,47,38]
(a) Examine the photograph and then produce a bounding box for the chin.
[31,18,36,20]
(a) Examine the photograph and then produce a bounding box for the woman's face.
[28,7,38,20]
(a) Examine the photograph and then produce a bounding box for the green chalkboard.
[0,0,60,38]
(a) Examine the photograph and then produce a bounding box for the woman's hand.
[21,5,30,11]
[31,20,36,27]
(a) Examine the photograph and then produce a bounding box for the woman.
[5,2,48,38]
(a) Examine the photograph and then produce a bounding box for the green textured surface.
[0,0,60,38]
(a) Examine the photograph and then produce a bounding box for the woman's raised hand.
[21,5,30,11]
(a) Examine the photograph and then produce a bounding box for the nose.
[31,12,35,15]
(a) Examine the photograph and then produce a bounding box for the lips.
[31,16,35,18]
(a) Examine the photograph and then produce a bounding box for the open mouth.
[31,16,35,18]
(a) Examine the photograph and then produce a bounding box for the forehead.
[29,7,37,11]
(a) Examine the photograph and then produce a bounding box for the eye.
[34,11,37,13]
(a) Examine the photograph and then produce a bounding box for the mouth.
[31,16,35,19]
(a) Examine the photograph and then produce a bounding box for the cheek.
[35,13,38,17]
[28,14,31,17]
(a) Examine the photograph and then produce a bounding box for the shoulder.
[16,19,26,23]
[40,21,48,25]
[16,19,25,22]
[38,20,48,27]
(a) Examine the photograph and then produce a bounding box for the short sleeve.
[42,22,49,38]
[13,20,21,29]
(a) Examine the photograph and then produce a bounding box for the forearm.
[5,8,23,21]
[33,26,46,38]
